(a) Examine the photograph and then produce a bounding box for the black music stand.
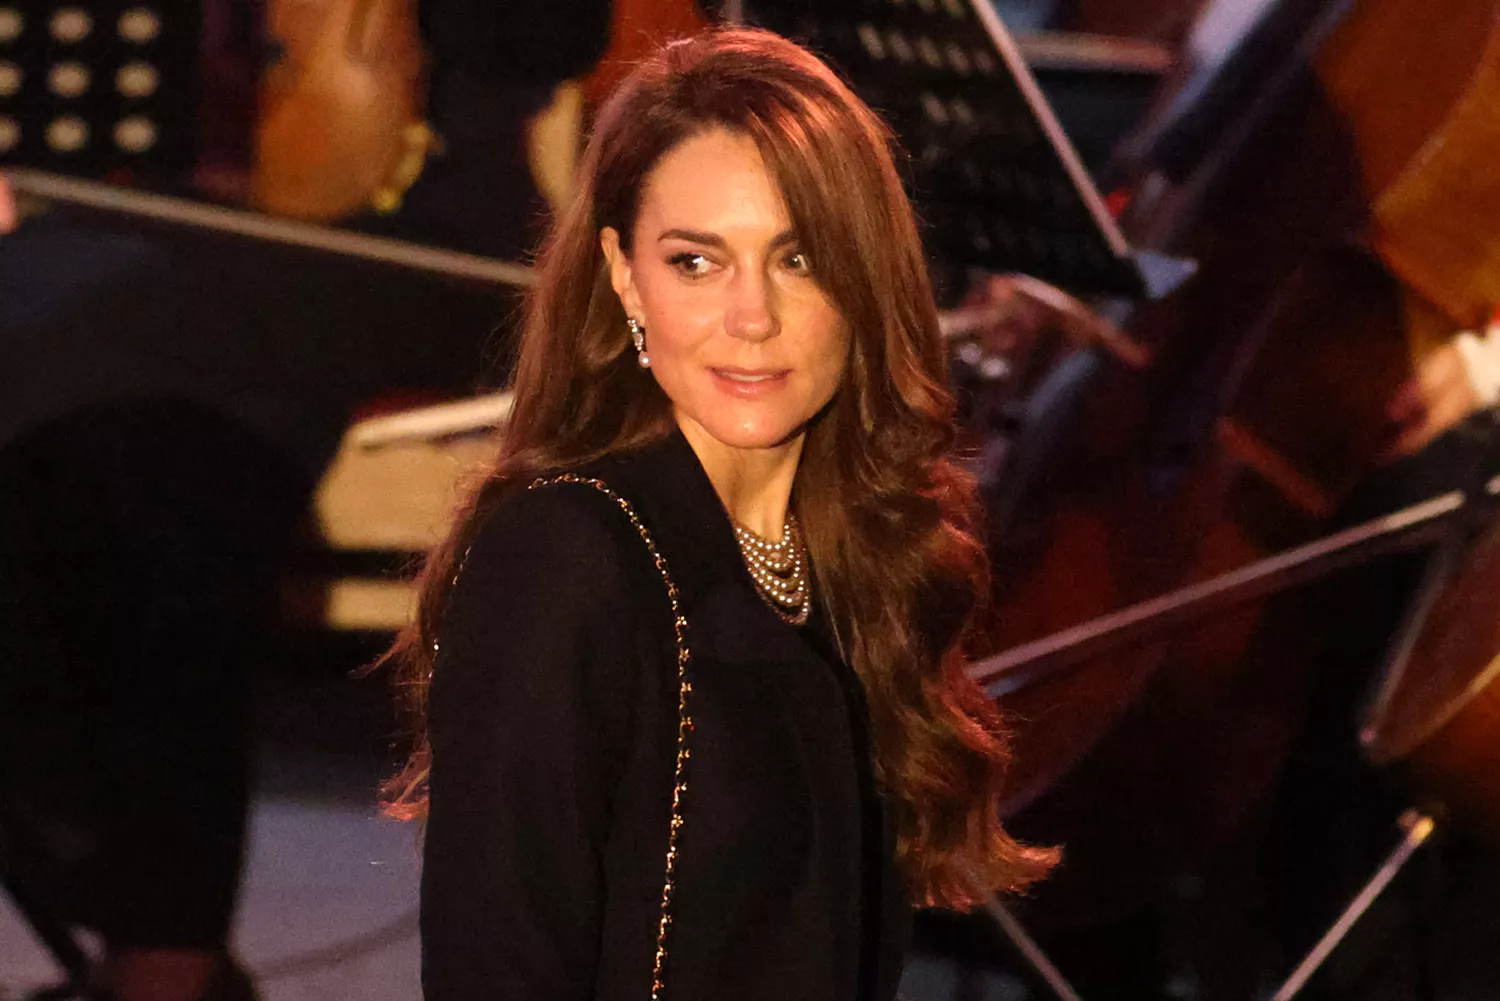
[742,0,1148,299]
[0,1,199,180]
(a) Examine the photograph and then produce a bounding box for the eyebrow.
[656,227,798,249]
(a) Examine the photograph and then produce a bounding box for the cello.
[978,0,1500,941]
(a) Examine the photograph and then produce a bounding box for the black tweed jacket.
[421,429,911,1000]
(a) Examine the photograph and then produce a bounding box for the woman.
[383,28,1056,1000]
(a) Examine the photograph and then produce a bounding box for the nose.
[724,267,780,343]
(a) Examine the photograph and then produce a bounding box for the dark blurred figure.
[0,401,302,1001]
[0,191,299,1001]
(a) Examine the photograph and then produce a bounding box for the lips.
[710,367,790,396]
[715,368,785,382]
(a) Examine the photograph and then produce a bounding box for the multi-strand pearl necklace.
[733,515,811,626]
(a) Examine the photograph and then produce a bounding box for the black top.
[421,430,912,1000]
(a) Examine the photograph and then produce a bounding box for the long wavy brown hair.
[383,26,1056,909]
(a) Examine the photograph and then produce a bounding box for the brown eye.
[668,252,713,277]
[784,250,812,274]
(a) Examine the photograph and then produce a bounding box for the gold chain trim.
[527,474,692,1000]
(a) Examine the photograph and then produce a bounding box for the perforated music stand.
[0,1,199,180]
[741,0,1146,299]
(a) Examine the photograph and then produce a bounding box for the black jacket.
[421,430,911,1000]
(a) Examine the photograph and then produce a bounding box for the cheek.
[801,308,853,400]
[812,339,849,399]
[633,274,716,346]
[641,310,716,370]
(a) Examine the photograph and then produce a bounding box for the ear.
[600,226,644,321]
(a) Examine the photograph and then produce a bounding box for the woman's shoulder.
[462,474,639,576]
[429,475,658,764]
[447,465,672,615]
[451,435,707,618]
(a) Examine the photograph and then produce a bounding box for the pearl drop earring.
[627,317,650,369]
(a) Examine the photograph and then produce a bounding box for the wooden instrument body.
[1365,504,1500,844]
[1223,0,1500,504]
[253,0,425,220]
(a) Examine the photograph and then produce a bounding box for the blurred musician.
[1385,316,1500,460]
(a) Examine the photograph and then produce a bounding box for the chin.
[714,426,801,451]
[694,414,807,452]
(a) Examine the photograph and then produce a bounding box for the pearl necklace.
[733,515,812,626]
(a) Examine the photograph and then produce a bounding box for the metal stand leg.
[0,799,97,999]
[1268,810,1436,1001]
[981,896,1088,1001]
[0,873,93,989]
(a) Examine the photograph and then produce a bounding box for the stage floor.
[0,668,422,1001]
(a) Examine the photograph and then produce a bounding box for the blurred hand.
[960,274,1052,374]
[956,274,1149,372]
[1383,339,1484,460]
[0,173,16,234]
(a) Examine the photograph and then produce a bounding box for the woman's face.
[601,128,850,460]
